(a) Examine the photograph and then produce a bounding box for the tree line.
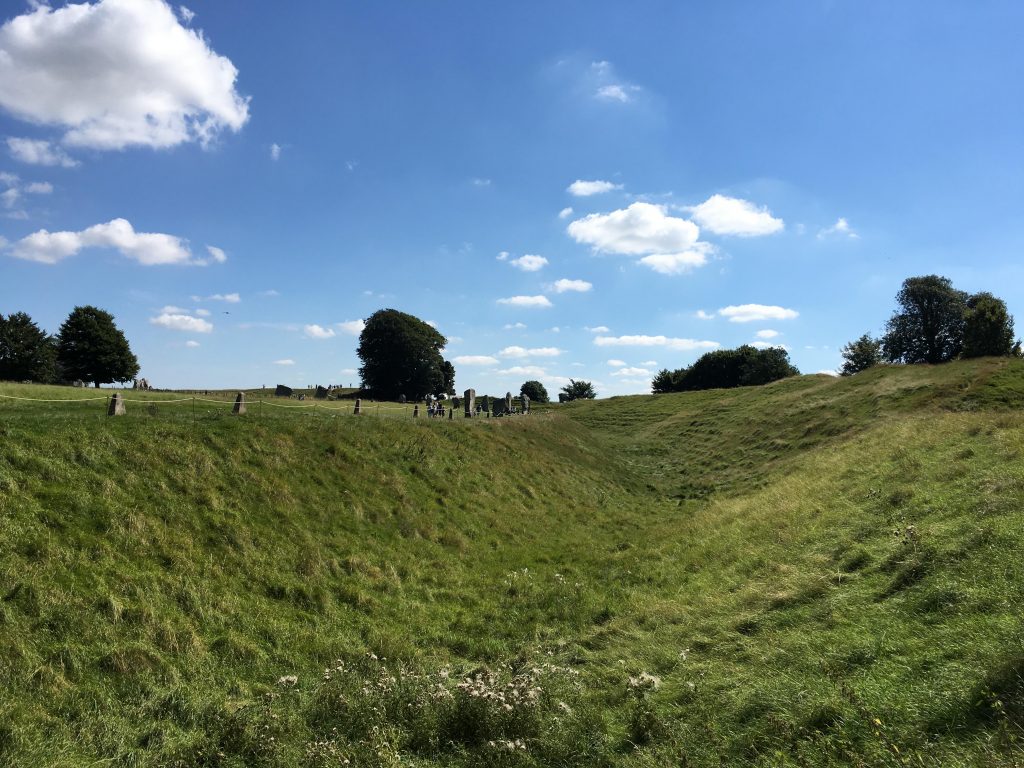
[840,275,1018,375]
[0,306,139,387]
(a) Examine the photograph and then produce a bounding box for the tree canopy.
[56,306,139,387]
[653,345,799,393]
[0,311,58,383]
[558,379,596,402]
[840,333,882,376]
[882,275,968,364]
[357,309,453,400]
[520,380,549,403]
[962,291,1015,358]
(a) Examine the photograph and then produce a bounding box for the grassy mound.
[2,359,1024,766]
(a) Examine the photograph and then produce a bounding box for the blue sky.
[1,0,1022,395]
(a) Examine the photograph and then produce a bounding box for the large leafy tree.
[519,380,549,403]
[962,291,1015,358]
[558,379,596,402]
[654,345,799,392]
[56,306,139,387]
[357,308,453,400]
[882,275,967,364]
[0,311,58,383]
[840,333,883,376]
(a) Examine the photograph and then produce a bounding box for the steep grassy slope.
[2,360,1024,766]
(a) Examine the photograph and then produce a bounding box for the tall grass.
[2,359,1024,765]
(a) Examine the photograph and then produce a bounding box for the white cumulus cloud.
[150,312,213,333]
[509,254,548,272]
[10,218,200,265]
[558,207,574,219]
[755,329,779,339]
[568,201,700,256]
[594,335,719,352]
[0,0,250,151]
[612,367,651,377]
[304,324,335,339]
[687,194,784,236]
[639,246,713,275]
[454,355,498,365]
[6,138,78,167]
[336,319,366,335]
[606,359,626,367]
[567,179,622,197]
[718,304,798,323]
[549,278,592,293]
[497,295,553,308]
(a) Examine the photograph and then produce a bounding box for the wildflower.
[276,675,298,687]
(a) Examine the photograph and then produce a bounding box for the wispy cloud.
[304,324,335,339]
[454,355,498,365]
[817,217,859,240]
[509,254,548,272]
[594,335,719,352]
[497,295,553,308]
[548,278,592,293]
[567,179,622,197]
[718,304,798,323]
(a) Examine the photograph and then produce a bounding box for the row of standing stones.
[104,389,530,418]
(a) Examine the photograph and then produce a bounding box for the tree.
[56,306,139,387]
[649,346,799,392]
[651,368,680,394]
[840,333,882,376]
[357,308,453,400]
[0,312,58,383]
[882,275,967,364]
[520,380,549,403]
[558,379,596,402]
[440,360,456,397]
[962,292,1015,358]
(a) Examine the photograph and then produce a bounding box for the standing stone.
[233,392,247,415]
[520,393,530,414]
[107,392,126,416]
[274,384,293,398]
[505,391,513,414]
[314,385,329,400]
[481,394,490,413]
[413,404,419,418]
[449,406,454,420]
[464,388,476,417]
[354,398,361,415]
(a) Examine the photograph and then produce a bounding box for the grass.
[1,358,1024,765]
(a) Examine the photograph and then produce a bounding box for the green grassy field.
[2,359,1024,766]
